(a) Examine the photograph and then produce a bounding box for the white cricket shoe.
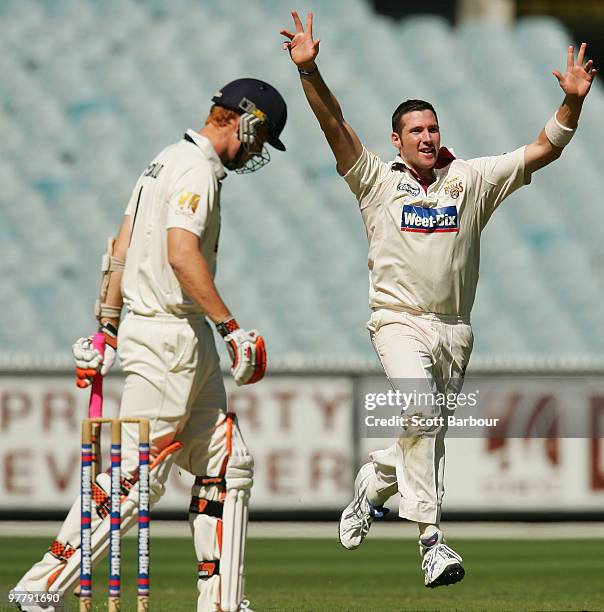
[239,599,253,611]
[338,462,389,550]
[419,529,465,588]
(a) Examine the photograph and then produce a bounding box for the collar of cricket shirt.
[184,129,227,181]
[392,146,456,174]
[391,147,456,195]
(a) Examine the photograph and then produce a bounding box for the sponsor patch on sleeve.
[176,192,201,214]
[401,205,459,233]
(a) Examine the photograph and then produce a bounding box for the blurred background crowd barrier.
[1,0,602,519]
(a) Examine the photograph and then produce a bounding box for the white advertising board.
[0,375,353,513]
[2,373,603,514]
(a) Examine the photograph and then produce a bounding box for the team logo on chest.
[401,205,459,233]
[397,181,421,197]
[443,176,464,199]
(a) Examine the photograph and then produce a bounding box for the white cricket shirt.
[121,129,225,316]
[344,146,530,316]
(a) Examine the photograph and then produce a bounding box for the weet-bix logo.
[401,205,459,233]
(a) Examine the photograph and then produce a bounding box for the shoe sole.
[426,563,465,588]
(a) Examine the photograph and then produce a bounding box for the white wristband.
[544,112,575,148]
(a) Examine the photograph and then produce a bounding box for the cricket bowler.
[281,10,596,587]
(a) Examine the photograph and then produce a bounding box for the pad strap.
[120,475,137,498]
[93,475,137,519]
[189,497,224,518]
[93,483,111,519]
[49,540,77,563]
[198,560,220,579]
[194,475,226,489]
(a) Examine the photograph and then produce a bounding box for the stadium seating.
[0,1,602,367]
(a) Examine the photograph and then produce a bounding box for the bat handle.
[89,332,106,418]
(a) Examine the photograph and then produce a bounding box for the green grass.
[2,536,604,611]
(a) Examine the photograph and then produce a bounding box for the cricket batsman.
[281,10,596,587]
[13,78,287,612]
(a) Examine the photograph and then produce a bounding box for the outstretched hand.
[280,10,320,71]
[553,43,596,99]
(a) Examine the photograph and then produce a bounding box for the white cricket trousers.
[14,312,249,612]
[367,308,473,524]
[117,312,248,477]
[119,313,250,611]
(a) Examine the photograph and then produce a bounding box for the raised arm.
[281,10,363,175]
[525,43,596,175]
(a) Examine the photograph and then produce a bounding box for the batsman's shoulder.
[170,155,215,193]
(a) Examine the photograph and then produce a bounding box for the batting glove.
[216,318,267,386]
[73,324,118,388]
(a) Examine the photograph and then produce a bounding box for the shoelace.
[346,487,366,518]
[342,490,373,540]
[359,511,371,538]
[440,544,462,563]
[240,599,253,610]
[422,543,462,571]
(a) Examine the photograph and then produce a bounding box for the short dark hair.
[391,99,438,133]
